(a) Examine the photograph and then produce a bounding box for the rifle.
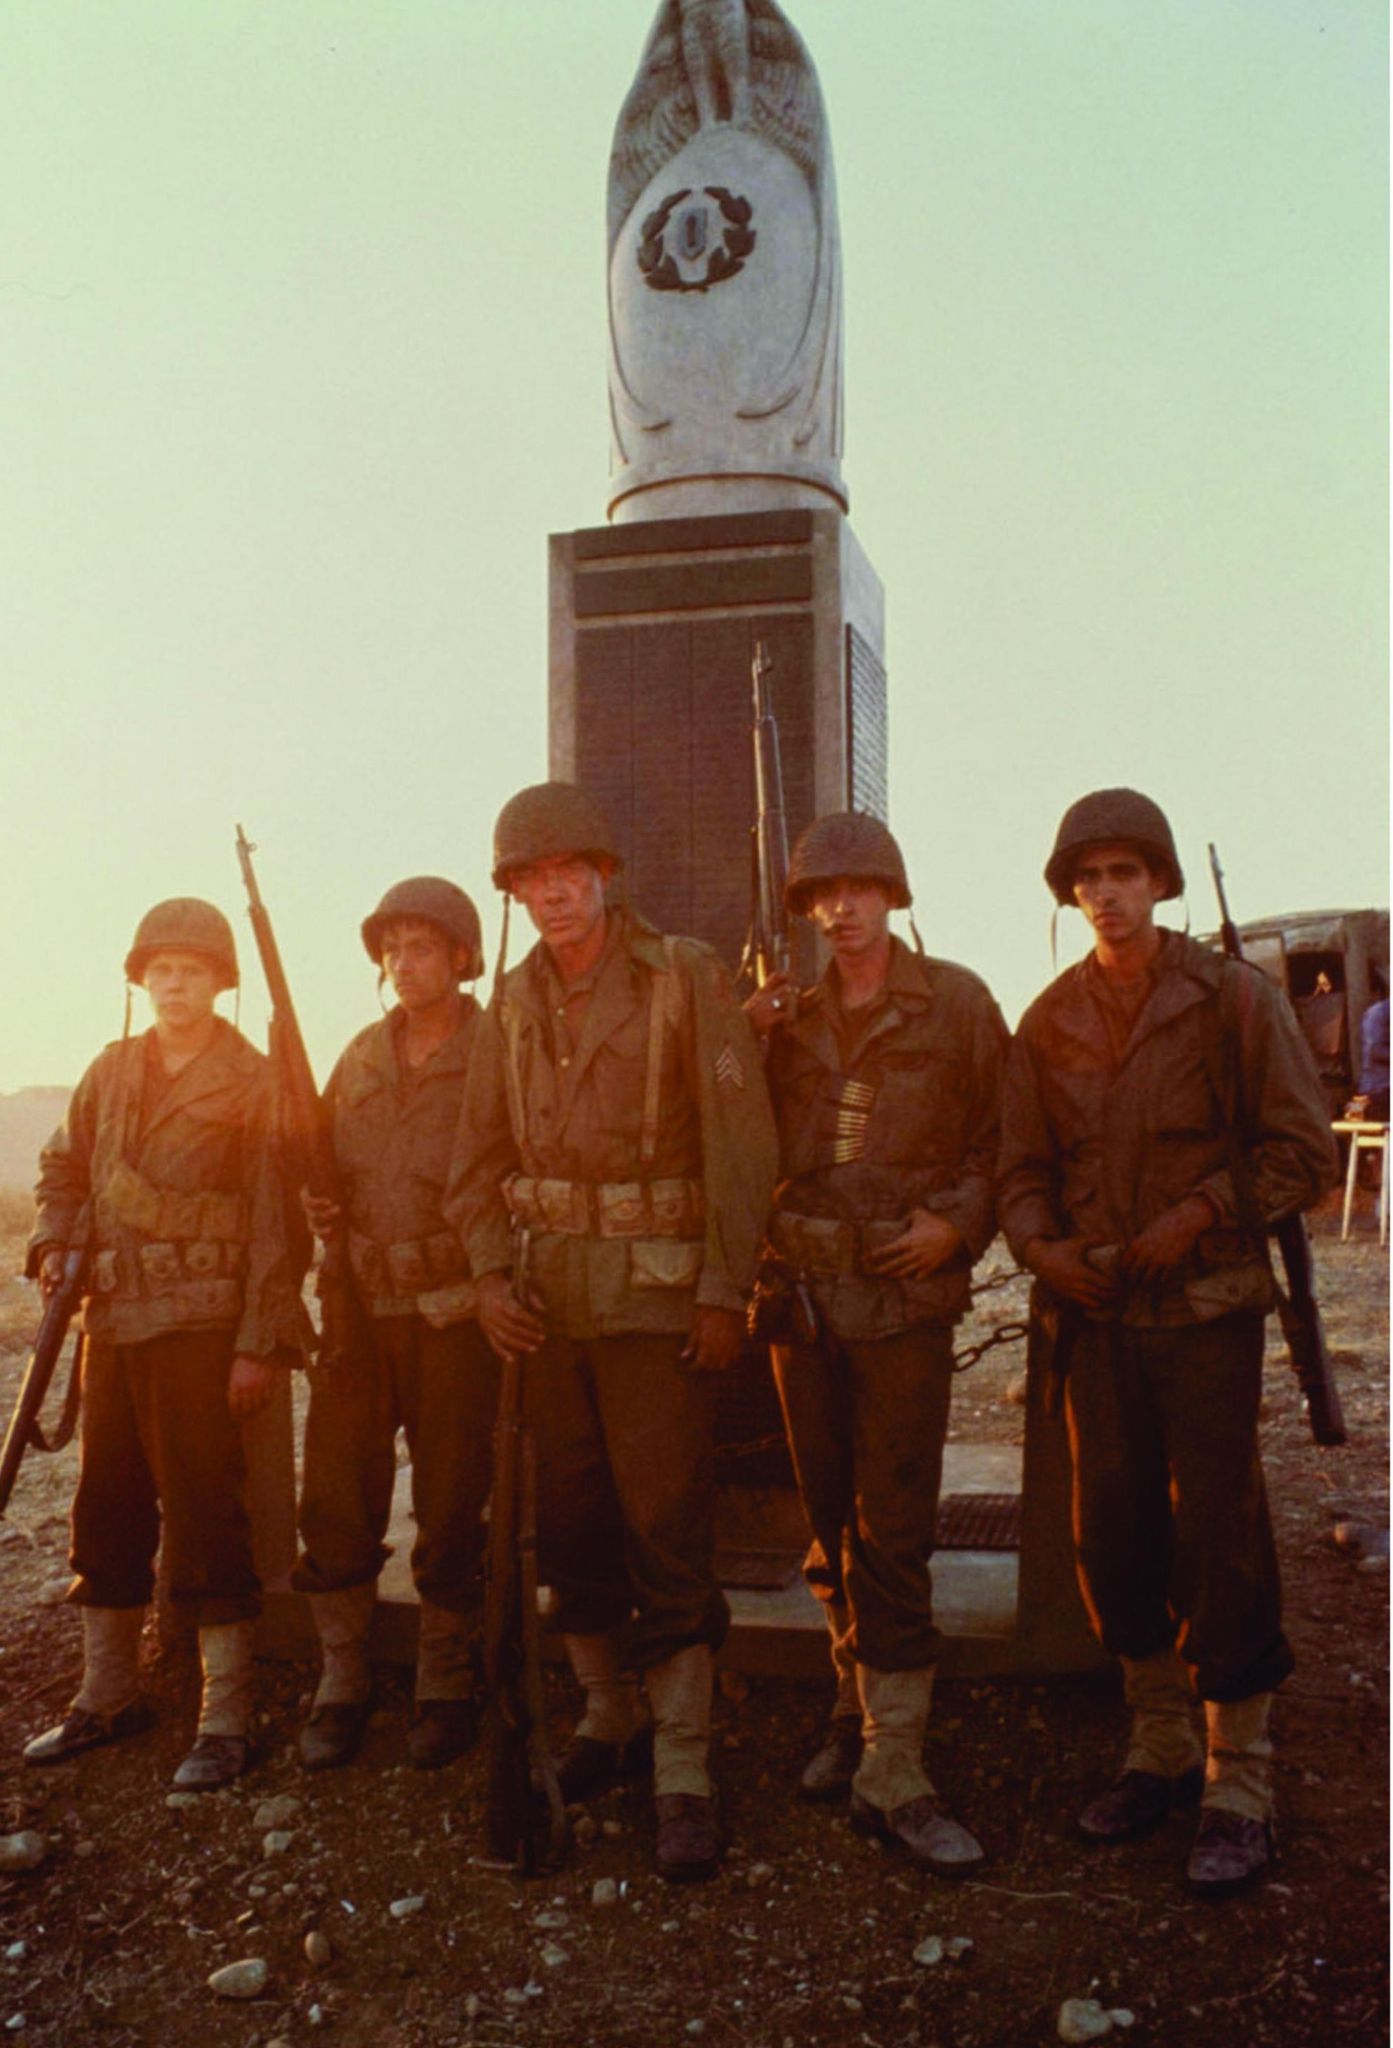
[235,824,360,1367]
[1,1217,89,1516]
[480,1228,568,1873]
[1207,844,1347,1447]
[741,640,791,988]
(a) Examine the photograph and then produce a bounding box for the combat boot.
[1079,1647,1205,1842]
[173,1621,255,1790]
[300,1583,377,1770]
[848,1664,983,1877]
[407,1600,480,1770]
[24,1608,154,1765]
[553,1631,649,1802]
[1187,1694,1274,1897]
[647,1644,721,1882]
[798,1600,862,1802]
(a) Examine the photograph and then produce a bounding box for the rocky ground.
[0,1192,1387,2048]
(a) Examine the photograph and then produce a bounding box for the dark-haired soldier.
[447,784,777,1882]
[25,901,311,1787]
[750,814,1008,1874]
[294,880,499,1772]
[997,789,1338,1895]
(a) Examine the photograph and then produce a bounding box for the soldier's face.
[512,855,610,953]
[808,877,892,960]
[143,951,219,1029]
[380,918,463,1012]
[1071,842,1166,947]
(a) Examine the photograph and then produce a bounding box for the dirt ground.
[0,1194,1387,2048]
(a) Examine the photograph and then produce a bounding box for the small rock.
[842,1996,864,2014]
[539,1943,568,1969]
[686,2024,706,2038]
[304,1930,333,1969]
[947,1935,974,1963]
[601,1819,624,1839]
[1333,1521,1390,1560]
[591,1878,619,1909]
[390,1895,426,1919]
[38,1576,71,1605]
[717,1669,750,1705]
[573,1816,598,1847]
[4,1947,25,1964]
[0,1836,46,1874]
[207,1958,268,2001]
[746,1861,774,1887]
[248,1885,268,1900]
[463,1995,482,2019]
[1004,1372,1028,1407]
[253,1795,303,1831]
[532,1910,567,1930]
[1357,1554,1389,1576]
[262,1831,294,1858]
[913,1936,944,1967]
[5,2019,24,2035]
[73,1841,97,1860]
[1107,2015,1135,2032]
[308,2004,325,2027]
[1058,1999,1113,2043]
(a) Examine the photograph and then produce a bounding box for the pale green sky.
[1,0,1386,1093]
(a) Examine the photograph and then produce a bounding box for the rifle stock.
[1207,842,1346,1447]
[1,1228,89,1516]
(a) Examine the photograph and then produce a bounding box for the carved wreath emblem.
[637,186,756,293]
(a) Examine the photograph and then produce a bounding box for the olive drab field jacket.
[327,1005,480,1323]
[445,911,778,1340]
[997,931,1340,1327]
[28,1021,312,1356]
[766,938,1009,1339]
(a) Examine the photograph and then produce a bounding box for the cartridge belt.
[770,1209,906,1277]
[348,1229,467,1299]
[503,1173,704,1241]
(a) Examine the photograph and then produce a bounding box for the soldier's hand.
[301,1188,342,1240]
[477,1270,546,1365]
[36,1247,65,1299]
[743,971,798,1038]
[228,1353,277,1420]
[682,1304,745,1373]
[1121,1194,1216,1282]
[867,1207,964,1279]
[1026,1236,1118,1312]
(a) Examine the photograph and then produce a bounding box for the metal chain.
[969,1266,1029,1298]
[952,1319,1031,1374]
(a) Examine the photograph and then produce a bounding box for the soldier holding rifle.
[292,879,499,1772]
[996,789,1338,1895]
[749,814,1008,1875]
[447,783,777,1882]
[22,901,310,1788]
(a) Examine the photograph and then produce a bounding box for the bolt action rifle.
[1207,844,1347,1447]
[0,1213,89,1516]
[235,825,362,1367]
[480,1228,568,1873]
[740,640,790,988]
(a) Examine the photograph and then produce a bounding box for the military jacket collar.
[1050,930,1223,1068]
[356,1004,475,1091]
[130,1018,262,1145]
[787,936,935,1072]
[510,912,669,1137]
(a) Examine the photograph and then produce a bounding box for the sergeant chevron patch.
[714,1044,746,1091]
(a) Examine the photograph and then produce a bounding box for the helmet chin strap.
[1049,905,1060,976]
[907,912,925,957]
[121,981,133,1040]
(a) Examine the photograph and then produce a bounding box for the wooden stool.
[1334,1120,1389,1246]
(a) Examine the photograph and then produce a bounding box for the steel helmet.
[361,878,485,981]
[785,812,911,915]
[491,783,622,891]
[124,899,238,991]
[1044,788,1184,905]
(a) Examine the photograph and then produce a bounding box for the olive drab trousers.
[70,1330,261,1628]
[521,1332,730,1669]
[771,1324,956,1670]
[1065,1309,1295,1702]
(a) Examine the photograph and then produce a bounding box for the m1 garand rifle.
[0,1212,89,1516]
[235,824,362,1367]
[1207,843,1347,1447]
[479,1228,568,1873]
[740,640,791,989]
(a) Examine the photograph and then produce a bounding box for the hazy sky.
[2,0,1386,1094]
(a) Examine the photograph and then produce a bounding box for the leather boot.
[647,1645,720,1882]
[849,1665,983,1876]
[1079,1647,1205,1841]
[798,1601,862,1801]
[408,1600,479,1769]
[554,1631,648,1802]
[1187,1694,1274,1896]
[300,1582,377,1770]
[25,1608,153,1765]
[173,1621,254,1789]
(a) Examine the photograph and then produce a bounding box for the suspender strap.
[639,938,680,1167]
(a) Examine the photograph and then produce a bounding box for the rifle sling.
[28,1333,86,1457]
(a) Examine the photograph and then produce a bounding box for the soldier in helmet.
[747,812,1008,1875]
[446,783,777,1882]
[293,878,500,1772]
[997,789,1337,1895]
[23,900,311,1788]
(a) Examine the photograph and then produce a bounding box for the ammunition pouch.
[769,1209,906,1277]
[503,1173,704,1242]
[100,1159,247,1245]
[348,1228,468,1304]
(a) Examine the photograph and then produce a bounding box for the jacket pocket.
[629,1239,703,1290]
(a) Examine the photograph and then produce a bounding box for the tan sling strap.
[639,938,680,1167]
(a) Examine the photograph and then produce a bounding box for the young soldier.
[24,900,310,1788]
[446,784,777,1883]
[748,813,1007,1874]
[294,879,499,1772]
[996,789,1338,1895]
